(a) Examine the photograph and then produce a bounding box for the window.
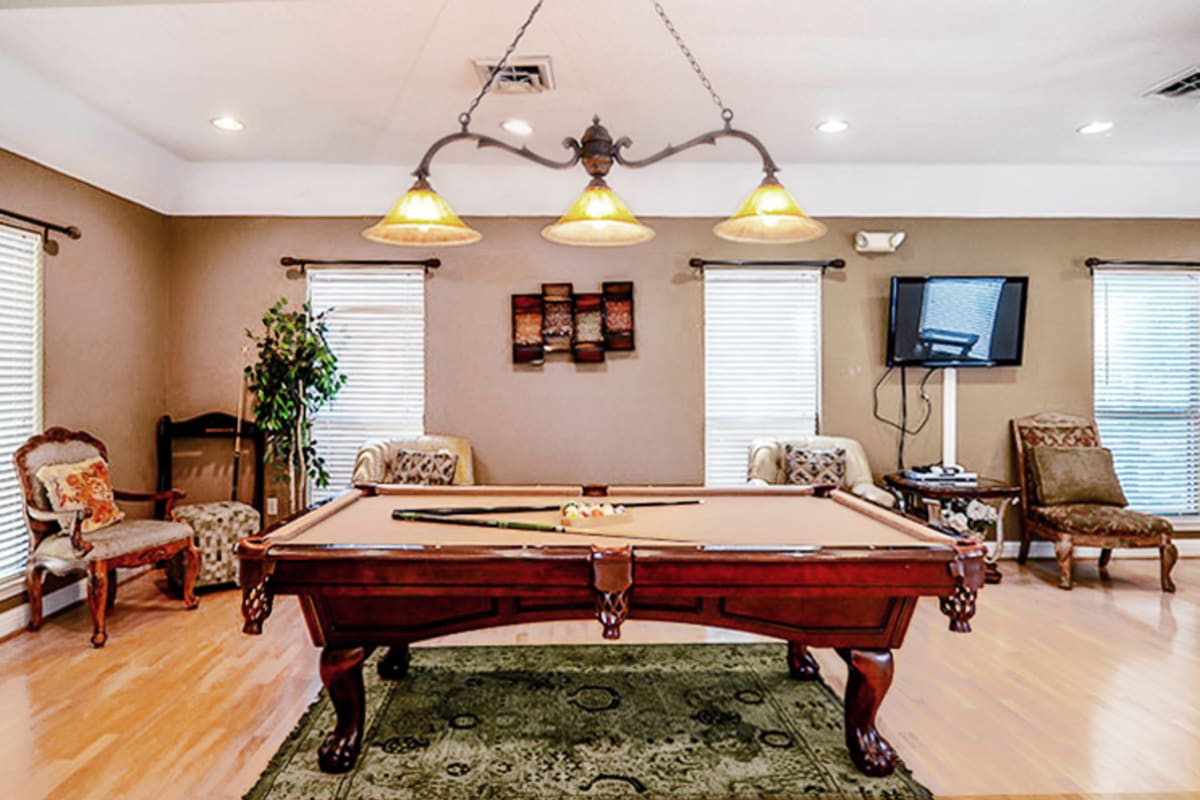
[0,225,43,583]
[308,268,425,497]
[1093,270,1200,516]
[704,268,821,486]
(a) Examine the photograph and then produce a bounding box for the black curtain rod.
[281,256,440,277]
[1085,257,1200,274]
[0,208,81,256]
[689,257,845,273]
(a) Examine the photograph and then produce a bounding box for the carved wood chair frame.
[1011,411,1177,592]
[13,426,200,647]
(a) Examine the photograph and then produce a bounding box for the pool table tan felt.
[239,484,985,778]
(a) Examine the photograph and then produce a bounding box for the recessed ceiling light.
[500,118,534,136]
[816,119,850,134]
[1076,120,1114,136]
[211,116,245,132]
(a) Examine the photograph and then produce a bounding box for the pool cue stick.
[392,512,700,545]
[391,498,704,517]
[231,344,248,502]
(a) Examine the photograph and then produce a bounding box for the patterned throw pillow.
[35,457,126,533]
[391,449,459,486]
[783,445,847,488]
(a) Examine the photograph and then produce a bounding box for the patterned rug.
[245,643,933,800]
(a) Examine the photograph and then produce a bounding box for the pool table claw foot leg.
[787,642,820,680]
[837,648,898,778]
[378,644,410,680]
[318,646,371,774]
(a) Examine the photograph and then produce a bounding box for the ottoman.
[167,500,261,588]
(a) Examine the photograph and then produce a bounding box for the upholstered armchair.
[1012,412,1177,591]
[748,435,895,508]
[14,427,199,647]
[352,434,475,485]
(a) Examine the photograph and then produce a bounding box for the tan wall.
[165,214,1200,490]
[0,150,170,499]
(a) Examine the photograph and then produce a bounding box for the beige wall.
[165,214,1200,489]
[1,150,170,498]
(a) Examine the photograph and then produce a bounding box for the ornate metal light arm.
[613,123,780,178]
[412,130,582,181]
[415,116,779,183]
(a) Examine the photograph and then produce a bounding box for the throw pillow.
[391,449,459,486]
[35,457,126,534]
[783,445,847,487]
[1029,446,1127,506]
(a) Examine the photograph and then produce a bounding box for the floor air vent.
[471,55,556,94]
[1145,65,1200,99]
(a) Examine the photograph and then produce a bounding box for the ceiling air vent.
[471,55,556,94]
[1144,65,1200,99]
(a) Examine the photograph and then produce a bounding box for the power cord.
[871,366,935,470]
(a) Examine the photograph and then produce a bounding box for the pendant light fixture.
[364,0,824,248]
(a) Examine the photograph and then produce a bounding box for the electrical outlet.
[266,496,278,516]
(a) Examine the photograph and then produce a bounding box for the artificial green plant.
[245,298,346,513]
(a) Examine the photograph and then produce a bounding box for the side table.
[883,472,1019,584]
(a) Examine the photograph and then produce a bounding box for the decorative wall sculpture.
[512,281,635,364]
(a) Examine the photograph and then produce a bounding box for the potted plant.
[245,298,346,514]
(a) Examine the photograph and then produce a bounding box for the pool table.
[238,484,985,778]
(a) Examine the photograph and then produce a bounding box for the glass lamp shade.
[713,176,827,244]
[362,178,482,246]
[541,179,656,247]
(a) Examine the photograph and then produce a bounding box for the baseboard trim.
[999,539,1200,560]
[0,566,152,643]
[0,577,86,642]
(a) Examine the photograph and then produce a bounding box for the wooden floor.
[0,557,1197,800]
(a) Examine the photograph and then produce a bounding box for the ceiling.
[1,0,1199,215]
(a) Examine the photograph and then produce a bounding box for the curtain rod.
[1085,257,1200,274]
[281,256,441,278]
[688,257,845,274]
[0,208,81,256]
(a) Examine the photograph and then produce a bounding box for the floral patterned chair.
[1011,411,1177,591]
[156,413,264,588]
[14,427,199,647]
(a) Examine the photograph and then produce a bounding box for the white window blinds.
[1093,270,1200,516]
[704,268,821,486]
[0,225,42,583]
[308,269,425,497]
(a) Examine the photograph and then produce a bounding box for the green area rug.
[245,643,933,799]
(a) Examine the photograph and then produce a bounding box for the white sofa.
[351,434,475,485]
[747,435,895,508]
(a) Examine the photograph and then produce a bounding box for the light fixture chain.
[652,1,733,123]
[459,0,546,131]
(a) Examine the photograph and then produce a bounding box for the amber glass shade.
[362,178,482,246]
[541,179,656,247]
[713,176,826,244]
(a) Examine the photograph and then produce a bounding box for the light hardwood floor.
[0,557,1196,800]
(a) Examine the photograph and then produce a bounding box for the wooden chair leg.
[1054,536,1073,590]
[1017,526,1031,565]
[1098,548,1112,569]
[181,541,200,609]
[106,567,117,610]
[86,562,109,648]
[1161,542,1178,593]
[25,563,45,631]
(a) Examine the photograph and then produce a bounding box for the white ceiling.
[2,0,1200,216]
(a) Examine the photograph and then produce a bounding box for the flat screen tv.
[886,276,1028,367]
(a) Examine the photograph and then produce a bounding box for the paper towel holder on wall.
[854,231,906,254]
